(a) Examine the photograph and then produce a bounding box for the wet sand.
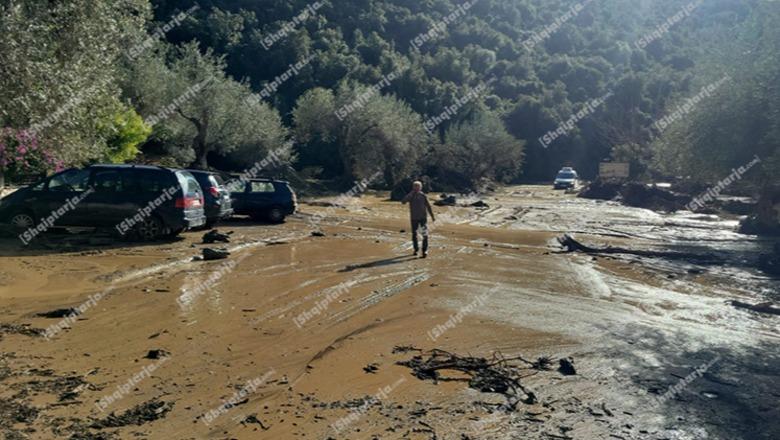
[0,185,777,439]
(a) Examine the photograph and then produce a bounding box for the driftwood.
[202,248,230,261]
[729,300,780,316]
[557,234,717,262]
[398,349,554,409]
[202,229,232,244]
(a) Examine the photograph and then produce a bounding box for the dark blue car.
[0,165,206,241]
[230,178,297,223]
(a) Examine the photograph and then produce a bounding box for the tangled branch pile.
[397,349,545,410]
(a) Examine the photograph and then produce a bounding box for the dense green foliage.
[0,0,150,166]
[652,1,780,187]
[101,108,153,164]
[150,0,776,184]
[1,0,777,195]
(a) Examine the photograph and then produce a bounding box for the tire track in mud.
[250,267,428,326]
[97,232,311,290]
[327,272,431,324]
[249,273,370,325]
[9,232,324,437]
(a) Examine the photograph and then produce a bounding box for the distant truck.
[553,167,579,189]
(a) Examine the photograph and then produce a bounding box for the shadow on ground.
[339,255,418,272]
[604,323,780,440]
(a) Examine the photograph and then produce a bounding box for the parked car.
[553,167,579,189]
[186,170,233,228]
[0,165,206,240]
[231,179,297,223]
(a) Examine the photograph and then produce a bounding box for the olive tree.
[125,42,289,169]
[293,83,430,186]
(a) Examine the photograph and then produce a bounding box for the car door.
[40,168,93,226]
[229,182,250,215]
[247,181,276,214]
[85,169,135,226]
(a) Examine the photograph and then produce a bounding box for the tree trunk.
[193,143,209,169]
[0,168,5,190]
[179,109,210,169]
[189,117,210,169]
[339,126,357,185]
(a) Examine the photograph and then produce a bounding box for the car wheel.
[134,216,164,241]
[267,207,285,223]
[166,227,185,238]
[10,211,36,232]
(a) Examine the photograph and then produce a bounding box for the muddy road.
[0,185,777,440]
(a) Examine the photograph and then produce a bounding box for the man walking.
[401,181,435,258]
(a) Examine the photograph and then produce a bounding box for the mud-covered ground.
[0,185,777,440]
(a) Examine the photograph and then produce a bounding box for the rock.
[720,198,757,216]
[311,231,326,237]
[619,183,689,212]
[578,180,622,201]
[202,229,231,244]
[739,215,780,236]
[238,414,269,429]
[558,357,577,375]
[470,200,489,208]
[202,248,230,261]
[144,349,171,359]
[579,180,689,212]
[36,308,81,319]
[434,195,457,206]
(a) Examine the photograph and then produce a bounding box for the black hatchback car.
[0,165,206,241]
[186,170,233,228]
[231,179,297,223]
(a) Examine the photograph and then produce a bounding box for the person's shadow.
[339,255,418,272]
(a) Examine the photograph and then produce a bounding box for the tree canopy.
[1,0,777,194]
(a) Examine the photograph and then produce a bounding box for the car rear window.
[176,172,203,197]
[208,175,222,188]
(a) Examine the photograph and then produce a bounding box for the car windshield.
[557,172,576,179]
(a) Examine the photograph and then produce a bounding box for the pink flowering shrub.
[0,128,62,181]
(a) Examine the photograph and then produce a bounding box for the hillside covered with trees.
[1,0,777,195]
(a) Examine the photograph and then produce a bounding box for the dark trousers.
[411,218,428,252]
